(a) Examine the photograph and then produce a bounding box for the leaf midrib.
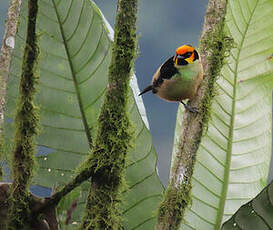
[51,0,93,149]
[215,0,259,228]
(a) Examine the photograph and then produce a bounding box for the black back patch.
[159,56,179,79]
[152,56,179,90]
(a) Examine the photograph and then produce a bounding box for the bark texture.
[156,0,233,229]
[0,0,22,178]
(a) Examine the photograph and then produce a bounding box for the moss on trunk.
[155,0,233,229]
[6,0,39,229]
[80,0,138,229]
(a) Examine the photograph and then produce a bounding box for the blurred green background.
[0,0,208,186]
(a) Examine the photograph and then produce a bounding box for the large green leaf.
[2,0,163,228]
[222,179,273,229]
[172,0,273,229]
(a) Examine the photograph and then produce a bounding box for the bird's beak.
[185,57,193,64]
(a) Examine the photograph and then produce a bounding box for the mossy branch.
[0,0,22,179]
[155,0,233,229]
[6,0,40,229]
[79,0,138,229]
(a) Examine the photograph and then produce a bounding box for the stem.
[7,0,39,229]
[0,0,22,178]
[80,0,138,229]
[35,167,93,214]
[155,0,233,229]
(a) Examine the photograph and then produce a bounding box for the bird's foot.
[181,101,198,113]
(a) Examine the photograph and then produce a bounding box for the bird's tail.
[139,85,153,96]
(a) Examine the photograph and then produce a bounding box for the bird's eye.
[183,52,192,58]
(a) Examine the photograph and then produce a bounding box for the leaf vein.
[70,9,95,58]
[59,0,73,25]
[66,0,85,42]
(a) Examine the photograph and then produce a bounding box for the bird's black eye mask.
[182,52,193,59]
[176,50,199,65]
[176,57,188,65]
[176,52,193,65]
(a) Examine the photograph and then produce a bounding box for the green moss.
[199,21,234,132]
[7,0,40,229]
[80,0,138,229]
[157,184,192,229]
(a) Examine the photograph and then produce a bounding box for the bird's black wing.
[152,56,179,90]
[160,56,179,79]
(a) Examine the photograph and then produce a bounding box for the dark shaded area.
[222,180,273,229]
[0,183,58,230]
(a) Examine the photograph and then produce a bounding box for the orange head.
[174,44,199,65]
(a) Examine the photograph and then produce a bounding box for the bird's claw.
[181,101,199,113]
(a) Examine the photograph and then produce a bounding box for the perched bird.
[139,44,203,112]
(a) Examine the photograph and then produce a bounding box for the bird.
[139,44,203,112]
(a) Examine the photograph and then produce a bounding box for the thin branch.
[155,0,233,229]
[0,0,22,176]
[35,167,93,214]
